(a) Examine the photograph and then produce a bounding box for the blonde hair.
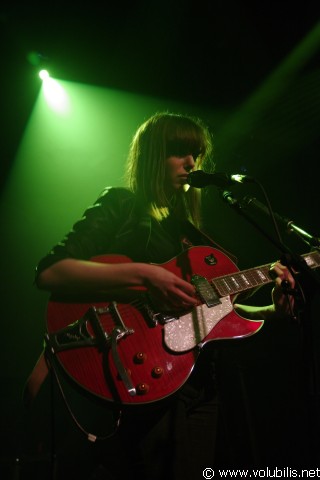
[126,112,213,226]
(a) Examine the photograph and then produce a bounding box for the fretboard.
[212,250,320,297]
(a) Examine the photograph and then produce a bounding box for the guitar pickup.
[191,274,221,308]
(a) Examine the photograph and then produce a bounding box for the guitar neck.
[211,250,320,297]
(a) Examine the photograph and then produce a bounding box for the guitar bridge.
[153,312,178,325]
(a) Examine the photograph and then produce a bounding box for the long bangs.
[164,115,212,165]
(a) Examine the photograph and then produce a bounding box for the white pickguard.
[163,296,233,352]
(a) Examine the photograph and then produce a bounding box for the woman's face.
[164,154,197,194]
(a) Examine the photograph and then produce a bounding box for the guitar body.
[46,246,264,405]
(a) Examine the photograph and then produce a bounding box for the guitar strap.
[23,349,50,408]
[183,220,238,264]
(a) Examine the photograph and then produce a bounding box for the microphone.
[187,170,254,188]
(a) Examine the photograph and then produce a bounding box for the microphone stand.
[221,190,320,290]
[243,195,320,249]
[221,189,320,464]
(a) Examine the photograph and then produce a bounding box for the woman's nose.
[184,155,195,172]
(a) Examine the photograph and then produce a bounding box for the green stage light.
[39,69,50,80]
[41,77,70,114]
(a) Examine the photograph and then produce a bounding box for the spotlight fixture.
[39,69,50,80]
[27,51,51,78]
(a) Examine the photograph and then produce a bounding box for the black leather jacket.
[36,186,237,280]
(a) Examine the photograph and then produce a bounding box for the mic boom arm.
[243,196,320,248]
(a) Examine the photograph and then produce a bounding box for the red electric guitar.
[45,246,320,405]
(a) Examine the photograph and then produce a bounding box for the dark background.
[1,1,320,477]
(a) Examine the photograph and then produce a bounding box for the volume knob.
[136,383,149,395]
[152,366,164,378]
[134,352,147,364]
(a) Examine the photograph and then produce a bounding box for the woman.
[36,112,295,479]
